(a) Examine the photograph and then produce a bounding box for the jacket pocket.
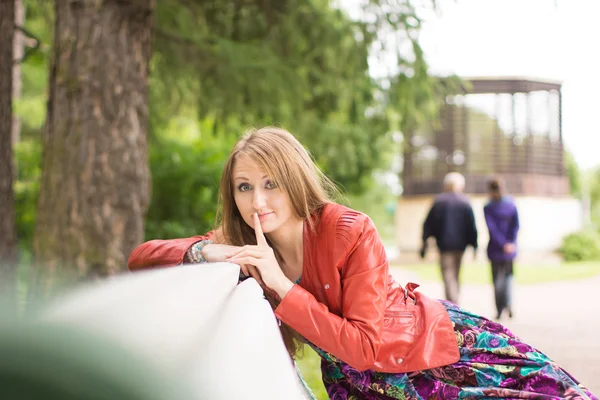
[379,308,422,363]
[383,311,419,337]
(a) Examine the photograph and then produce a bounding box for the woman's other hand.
[200,243,257,282]
[201,243,240,263]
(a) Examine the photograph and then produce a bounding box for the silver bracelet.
[187,240,212,264]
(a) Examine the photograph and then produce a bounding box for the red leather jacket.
[128,203,459,373]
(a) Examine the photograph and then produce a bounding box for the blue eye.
[265,180,277,189]
[237,183,251,192]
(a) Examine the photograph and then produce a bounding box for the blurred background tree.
[0,0,18,314]
[31,0,154,290]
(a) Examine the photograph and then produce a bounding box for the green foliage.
[150,0,383,192]
[12,1,52,253]
[345,176,397,243]
[559,230,600,262]
[152,0,373,123]
[587,167,600,227]
[388,61,463,133]
[15,0,52,134]
[296,347,327,399]
[14,139,42,251]
[145,121,236,240]
[14,53,48,130]
[289,114,390,193]
[564,150,582,198]
[16,0,445,251]
[149,0,442,193]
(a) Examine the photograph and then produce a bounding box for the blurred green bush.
[559,230,600,262]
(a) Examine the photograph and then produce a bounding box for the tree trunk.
[12,0,24,146]
[34,0,154,284]
[0,0,18,313]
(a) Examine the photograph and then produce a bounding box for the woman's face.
[232,155,297,234]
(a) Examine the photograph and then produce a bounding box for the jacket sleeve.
[274,214,388,371]
[466,205,478,249]
[127,231,215,271]
[422,202,437,244]
[507,206,520,243]
[484,206,507,248]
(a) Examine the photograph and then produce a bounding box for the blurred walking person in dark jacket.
[420,172,478,304]
[484,177,519,320]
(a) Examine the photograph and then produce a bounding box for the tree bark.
[12,0,24,146]
[34,0,154,283]
[0,0,18,313]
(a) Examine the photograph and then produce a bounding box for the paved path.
[390,267,600,395]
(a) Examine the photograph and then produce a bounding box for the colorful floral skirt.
[311,300,597,399]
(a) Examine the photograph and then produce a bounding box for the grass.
[394,261,600,285]
[296,347,328,399]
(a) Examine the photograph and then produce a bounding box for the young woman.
[129,127,596,400]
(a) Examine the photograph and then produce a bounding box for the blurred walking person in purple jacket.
[484,177,520,320]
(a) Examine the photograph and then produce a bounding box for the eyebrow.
[234,175,269,182]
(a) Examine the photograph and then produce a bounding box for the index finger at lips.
[253,212,268,246]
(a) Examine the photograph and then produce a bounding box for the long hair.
[217,126,338,357]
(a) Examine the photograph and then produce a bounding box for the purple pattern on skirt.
[311,300,597,400]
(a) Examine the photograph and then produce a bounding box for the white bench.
[38,263,308,399]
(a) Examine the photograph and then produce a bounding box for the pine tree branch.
[14,25,41,64]
[154,27,219,47]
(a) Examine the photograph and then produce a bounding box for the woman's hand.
[201,243,259,282]
[201,243,241,263]
[503,243,516,254]
[226,213,294,299]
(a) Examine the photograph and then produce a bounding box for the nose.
[252,188,267,210]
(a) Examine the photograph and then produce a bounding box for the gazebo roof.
[461,76,563,94]
[401,75,567,197]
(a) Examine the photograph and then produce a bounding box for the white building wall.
[395,195,583,261]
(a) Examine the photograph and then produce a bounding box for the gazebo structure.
[395,77,582,260]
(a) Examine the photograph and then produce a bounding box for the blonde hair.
[217,126,339,357]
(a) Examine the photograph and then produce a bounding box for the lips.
[258,212,273,221]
